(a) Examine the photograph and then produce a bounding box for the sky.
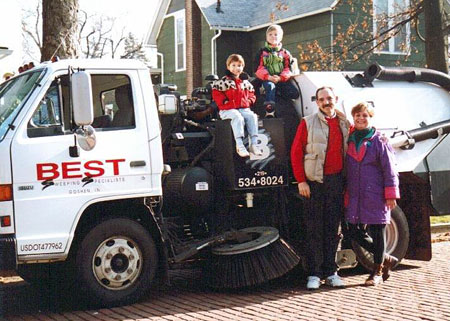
[17,0,161,42]
[77,0,161,42]
[1,0,162,76]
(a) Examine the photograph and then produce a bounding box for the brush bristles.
[205,238,300,288]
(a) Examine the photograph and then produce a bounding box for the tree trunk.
[41,0,80,62]
[424,0,448,73]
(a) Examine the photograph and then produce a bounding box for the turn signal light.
[0,216,11,227]
[0,185,12,201]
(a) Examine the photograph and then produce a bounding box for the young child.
[212,54,262,158]
[255,24,299,117]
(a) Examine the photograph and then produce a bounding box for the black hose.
[364,62,450,91]
[407,119,450,142]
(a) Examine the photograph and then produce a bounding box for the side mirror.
[158,94,178,115]
[75,126,96,151]
[72,71,94,126]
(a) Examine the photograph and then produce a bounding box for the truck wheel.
[352,206,409,272]
[76,217,158,307]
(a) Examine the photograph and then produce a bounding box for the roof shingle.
[195,0,337,30]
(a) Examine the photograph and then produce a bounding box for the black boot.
[382,254,398,281]
[365,264,383,286]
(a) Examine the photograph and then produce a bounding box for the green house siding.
[157,7,214,94]
[157,15,187,94]
[201,14,215,81]
[215,32,254,77]
[249,14,332,73]
[156,0,429,94]
[332,3,426,70]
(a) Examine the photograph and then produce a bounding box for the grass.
[430,215,450,225]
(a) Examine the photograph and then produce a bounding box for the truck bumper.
[0,235,17,270]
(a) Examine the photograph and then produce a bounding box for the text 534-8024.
[237,175,284,188]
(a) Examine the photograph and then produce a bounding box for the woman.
[345,102,400,286]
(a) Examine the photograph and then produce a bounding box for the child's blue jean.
[219,108,259,145]
[263,80,300,104]
[263,81,276,103]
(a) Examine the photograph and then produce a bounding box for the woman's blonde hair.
[351,102,375,117]
[226,54,245,67]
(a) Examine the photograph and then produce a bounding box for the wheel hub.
[92,237,142,290]
[110,253,129,273]
[386,218,399,254]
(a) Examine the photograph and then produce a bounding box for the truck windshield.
[0,70,43,141]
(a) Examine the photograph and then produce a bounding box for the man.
[290,86,350,290]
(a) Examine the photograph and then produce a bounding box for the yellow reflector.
[0,185,12,201]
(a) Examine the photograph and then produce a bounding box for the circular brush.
[204,226,300,288]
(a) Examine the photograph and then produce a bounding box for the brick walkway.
[1,238,450,321]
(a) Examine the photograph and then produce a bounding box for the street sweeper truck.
[0,58,448,306]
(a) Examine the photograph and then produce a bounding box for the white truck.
[0,59,449,306]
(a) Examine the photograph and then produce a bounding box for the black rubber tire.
[75,218,158,307]
[352,206,409,272]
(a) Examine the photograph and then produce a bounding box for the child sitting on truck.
[212,54,262,158]
[255,24,299,118]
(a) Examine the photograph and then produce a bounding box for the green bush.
[430,215,450,225]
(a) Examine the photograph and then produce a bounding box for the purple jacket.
[345,129,400,225]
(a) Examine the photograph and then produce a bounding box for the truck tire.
[76,217,158,307]
[352,206,409,272]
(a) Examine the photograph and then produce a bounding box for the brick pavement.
[1,239,450,321]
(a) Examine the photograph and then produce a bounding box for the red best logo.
[36,159,126,180]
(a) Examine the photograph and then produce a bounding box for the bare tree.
[23,3,147,62]
[41,0,80,61]
[21,2,42,61]
[120,33,148,61]
[78,10,127,58]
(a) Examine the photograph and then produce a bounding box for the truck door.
[11,71,153,258]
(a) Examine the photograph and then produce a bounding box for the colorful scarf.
[349,127,375,151]
[263,41,284,76]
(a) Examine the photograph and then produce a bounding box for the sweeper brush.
[204,226,300,288]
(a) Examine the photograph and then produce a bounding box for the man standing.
[290,86,350,290]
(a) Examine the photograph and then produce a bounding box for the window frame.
[373,0,411,55]
[27,76,68,138]
[173,9,186,72]
[93,74,135,130]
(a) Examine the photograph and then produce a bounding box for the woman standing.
[345,102,400,286]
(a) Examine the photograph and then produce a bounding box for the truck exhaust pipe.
[365,62,450,91]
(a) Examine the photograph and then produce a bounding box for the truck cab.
[0,60,165,302]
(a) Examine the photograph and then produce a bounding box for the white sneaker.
[306,276,321,290]
[236,145,250,157]
[249,145,263,156]
[325,273,345,288]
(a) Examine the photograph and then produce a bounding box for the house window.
[373,0,410,54]
[174,10,186,71]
